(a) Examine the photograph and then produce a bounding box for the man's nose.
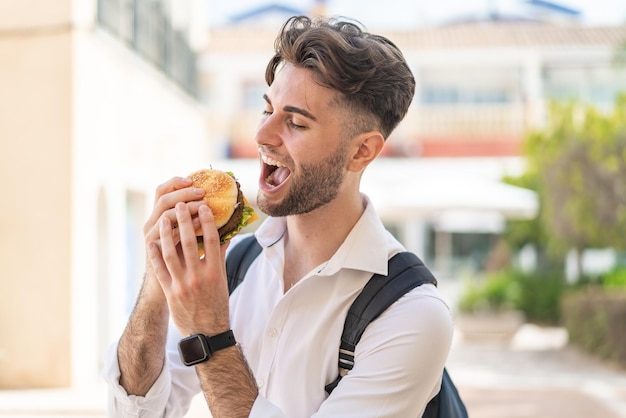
[255,114,282,147]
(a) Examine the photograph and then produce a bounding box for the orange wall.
[0,16,72,387]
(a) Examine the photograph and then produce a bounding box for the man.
[105,15,453,417]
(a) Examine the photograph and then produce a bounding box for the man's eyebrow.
[263,94,318,122]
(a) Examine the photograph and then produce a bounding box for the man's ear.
[347,131,385,172]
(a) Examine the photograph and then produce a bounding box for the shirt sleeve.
[104,336,291,418]
[249,395,287,417]
[313,286,454,417]
[103,327,203,417]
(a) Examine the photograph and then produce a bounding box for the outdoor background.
[1,0,625,417]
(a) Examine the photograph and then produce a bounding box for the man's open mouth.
[261,154,291,188]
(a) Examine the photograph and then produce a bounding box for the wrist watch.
[178,330,237,366]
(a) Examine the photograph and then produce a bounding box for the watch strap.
[206,329,237,354]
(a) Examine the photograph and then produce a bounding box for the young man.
[105,16,453,417]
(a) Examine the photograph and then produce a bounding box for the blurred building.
[203,11,626,158]
[198,5,626,275]
[0,0,215,389]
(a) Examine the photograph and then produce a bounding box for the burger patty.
[218,185,244,239]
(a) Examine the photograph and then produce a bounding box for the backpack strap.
[324,251,437,394]
[225,234,262,295]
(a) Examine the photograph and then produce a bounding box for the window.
[419,67,520,104]
[242,81,267,110]
[543,65,626,106]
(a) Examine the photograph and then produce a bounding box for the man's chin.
[257,194,291,217]
[256,194,274,216]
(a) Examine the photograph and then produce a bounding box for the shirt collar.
[254,194,400,277]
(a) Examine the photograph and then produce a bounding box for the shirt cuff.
[249,394,286,418]
[103,341,172,416]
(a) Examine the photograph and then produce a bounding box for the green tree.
[502,172,562,271]
[523,95,626,276]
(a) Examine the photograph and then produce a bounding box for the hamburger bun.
[188,169,258,250]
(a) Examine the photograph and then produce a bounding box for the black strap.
[225,234,262,295]
[325,251,437,394]
[437,368,468,418]
[341,252,436,348]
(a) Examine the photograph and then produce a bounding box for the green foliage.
[512,269,566,324]
[501,174,546,250]
[602,267,626,289]
[502,158,563,271]
[521,95,626,256]
[459,269,566,324]
[562,288,626,368]
[458,271,521,313]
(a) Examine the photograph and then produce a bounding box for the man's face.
[255,64,351,217]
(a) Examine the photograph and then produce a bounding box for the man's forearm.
[196,345,259,418]
[118,279,170,396]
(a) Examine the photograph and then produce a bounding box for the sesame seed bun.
[189,169,239,229]
[188,169,259,248]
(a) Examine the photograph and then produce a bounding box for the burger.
[189,169,258,251]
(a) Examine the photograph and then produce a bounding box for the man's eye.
[262,110,272,116]
[288,120,305,129]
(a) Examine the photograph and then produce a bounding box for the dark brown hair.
[265,15,416,139]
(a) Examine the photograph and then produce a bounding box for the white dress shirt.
[104,195,454,417]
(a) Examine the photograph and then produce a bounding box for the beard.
[257,141,349,217]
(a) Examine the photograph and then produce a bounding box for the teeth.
[261,154,284,167]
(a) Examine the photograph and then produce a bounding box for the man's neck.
[282,192,365,287]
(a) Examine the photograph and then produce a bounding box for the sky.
[207,0,626,29]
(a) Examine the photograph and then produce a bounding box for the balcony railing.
[97,0,198,99]
[411,103,529,136]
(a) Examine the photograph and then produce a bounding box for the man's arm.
[148,202,260,417]
[117,273,169,396]
[115,176,207,397]
[319,290,453,417]
[195,345,258,418]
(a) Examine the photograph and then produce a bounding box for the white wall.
[71,23,215,386]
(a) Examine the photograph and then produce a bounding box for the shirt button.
[257,379,264,387]
[267,328,278,337]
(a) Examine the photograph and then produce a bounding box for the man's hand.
[130,179,257,416]
[142,177,207,304]
[118,176,207,396]
[148,202,231,337]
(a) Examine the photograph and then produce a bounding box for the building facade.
[198,17,625,274]
[0,0,214,389]
[201,21,626,159]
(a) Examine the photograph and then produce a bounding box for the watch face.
[178,334,209,366]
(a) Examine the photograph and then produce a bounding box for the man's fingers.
[144,179,205,236]
[159,216,183,279]
[150,188,205,224]
[145,207,203,243]
[147,242,171,288]
[153,176,194,205]
[198,205,221,262]
[175,202,203,268]
[162,204,204,232]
